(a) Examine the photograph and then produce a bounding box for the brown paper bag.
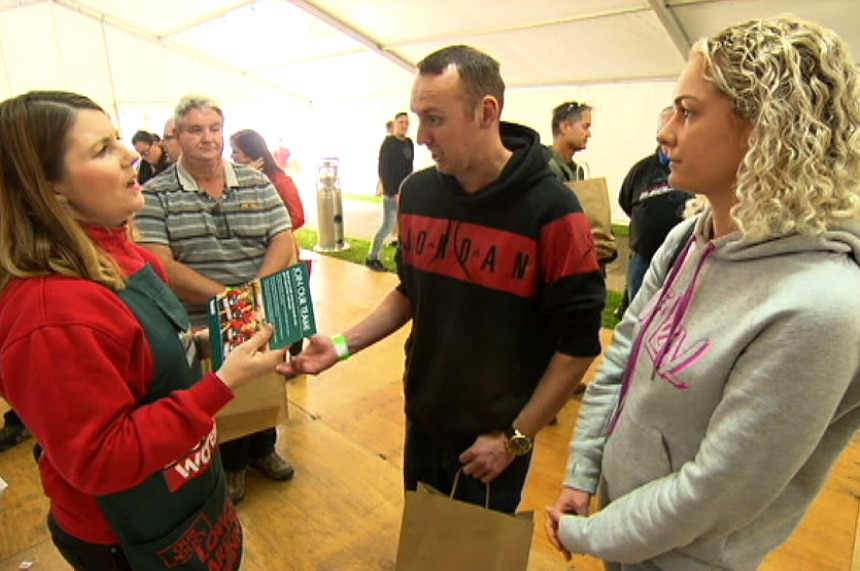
[567,177,618,263]
[394,480,534,571]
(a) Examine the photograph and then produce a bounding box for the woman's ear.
[52,184,69,205]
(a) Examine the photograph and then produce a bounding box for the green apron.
[97,264,242,570]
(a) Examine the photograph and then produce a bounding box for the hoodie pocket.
[602,413,672,502]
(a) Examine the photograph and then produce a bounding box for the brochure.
[207,261,317,369]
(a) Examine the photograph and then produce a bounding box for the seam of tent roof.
[158,0,256,38]
[0,0,45,14]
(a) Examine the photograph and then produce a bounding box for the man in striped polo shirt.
[136,95,297,504]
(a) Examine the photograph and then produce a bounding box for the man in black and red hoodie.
[281,44,605,513]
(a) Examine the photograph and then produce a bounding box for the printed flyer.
[207,262,316,368]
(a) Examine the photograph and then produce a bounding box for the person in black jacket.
[366,112,414,271]
[131,130,170,184]
[617,107,693,315]
[280,45,605,515]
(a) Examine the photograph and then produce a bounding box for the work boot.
[249,452,295,481]
[0,423,31,453]
[225,469,246,504]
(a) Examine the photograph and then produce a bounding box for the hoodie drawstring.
[608,237,715,432]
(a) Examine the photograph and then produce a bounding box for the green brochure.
[207,261,317,369]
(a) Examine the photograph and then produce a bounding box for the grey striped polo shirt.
[136,159,291,327]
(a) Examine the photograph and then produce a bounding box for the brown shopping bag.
[394,471,534,571]
[567,177,618,263]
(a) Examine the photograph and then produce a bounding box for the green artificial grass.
[612,223,630,238]
[296,228,622,329]
[295,228,398,270]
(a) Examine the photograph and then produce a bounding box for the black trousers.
[48,514,133,571]
[403,422,532,514]
[219,427,277,472]
[3,409,22,426]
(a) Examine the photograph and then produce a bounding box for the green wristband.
[331,334,350,361]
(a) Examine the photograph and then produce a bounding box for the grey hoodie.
[561,211,860,570]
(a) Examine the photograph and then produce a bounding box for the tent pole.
[99,16,121,132]
[646,0,691,58]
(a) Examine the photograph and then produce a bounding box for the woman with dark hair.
[230,129,305,230]
[0,90,286,570]
[131,130,170,184]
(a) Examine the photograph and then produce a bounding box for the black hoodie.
[396,122,606,436]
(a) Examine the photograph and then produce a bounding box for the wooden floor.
[1,251,859,570]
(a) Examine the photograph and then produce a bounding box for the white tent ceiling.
[2,0,858,218]
[0,0,858,109]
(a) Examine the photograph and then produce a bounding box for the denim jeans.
[219,428,277,472]
[627,251,651,303]
[403,422,532,514]
[369,196,397,260]
[48,514,133,571]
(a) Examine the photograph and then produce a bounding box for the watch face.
[510,434,532,455]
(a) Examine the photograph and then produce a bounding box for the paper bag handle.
[452,468,490,509]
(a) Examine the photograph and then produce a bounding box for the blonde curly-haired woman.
[547,16,860,571]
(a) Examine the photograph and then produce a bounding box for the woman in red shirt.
[0,91,287,570]
[230,129,305,230]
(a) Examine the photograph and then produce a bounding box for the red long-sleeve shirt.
[0,225,234,544]
[268,169,305,230]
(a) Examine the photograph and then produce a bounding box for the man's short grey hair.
[174,95,224,129]
[163,116,176,137]
[658,105,674,129]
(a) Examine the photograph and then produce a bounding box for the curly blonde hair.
[690,16,860,239]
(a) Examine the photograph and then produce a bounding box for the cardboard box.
[202,357,297,444]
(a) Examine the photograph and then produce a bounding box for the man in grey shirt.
[136,94,296,504]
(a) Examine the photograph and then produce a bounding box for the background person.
[545,102,616,276]
[545,101,592,182]
[230,128,305,232]
[131,130,169,184]
[137,95,297,504]
[616,106,693,316]
[162,117,181,164]
[0,90,286,571]
[546,17,860,570]
[366,111,413,271]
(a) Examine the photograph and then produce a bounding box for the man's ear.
[479,95,501,128]
[558,120,571,135]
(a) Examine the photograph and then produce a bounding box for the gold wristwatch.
[504,426,533,456]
